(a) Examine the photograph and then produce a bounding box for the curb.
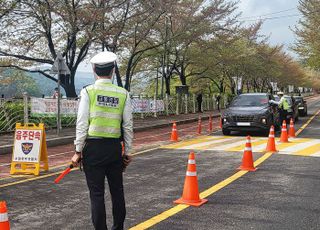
[0,113,221,155]
[134,113,220,132]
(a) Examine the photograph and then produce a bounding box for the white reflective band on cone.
[282,129,287,131]
[244,147,252,151]
[0,213,8,222]
[188,159,196,164]
[246,140,251,143]
[186,171,197,176]
[172,129,177,131]
[269,135,275,138]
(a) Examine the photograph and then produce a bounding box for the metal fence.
[0,93,220,133]
[2,91,313,133]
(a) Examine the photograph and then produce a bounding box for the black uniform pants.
[82,139,125,230]
[279,109,288,125]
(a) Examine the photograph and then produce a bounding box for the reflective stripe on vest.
[86,82,127,138]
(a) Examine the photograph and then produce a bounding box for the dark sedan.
[221,93,280,135]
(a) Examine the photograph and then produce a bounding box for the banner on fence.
[10,123,49,176]
[31,97,163,115]
[131,99,164,113]
[31,98,78,116]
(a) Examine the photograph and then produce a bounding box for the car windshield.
[230,95,269,107]
[294,97,303,103]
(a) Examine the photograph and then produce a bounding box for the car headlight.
[223,118,227,122]
[261,118,267,124]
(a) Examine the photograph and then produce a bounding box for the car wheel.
[222,128,231,135]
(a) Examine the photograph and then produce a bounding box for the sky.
[236,0,301,57]
[77,0,302,73]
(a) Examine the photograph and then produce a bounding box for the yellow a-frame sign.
[10,123,49,176]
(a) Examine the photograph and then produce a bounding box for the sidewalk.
[0,110,222,155]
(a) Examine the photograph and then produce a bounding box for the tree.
[0,0,130,97]
[134,0,238,95]
[0,69,41,97]
[293,0,320,70]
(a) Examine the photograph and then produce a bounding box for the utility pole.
[51,53,70,136]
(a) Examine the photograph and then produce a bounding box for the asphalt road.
[0,96,319,230]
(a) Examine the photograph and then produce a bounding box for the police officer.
[277,91,290,124]
[71,51,133,230]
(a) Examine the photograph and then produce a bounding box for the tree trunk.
[63,73,77,98]
[124,54,134,91]
[115,64,123,88]
[165,77,170,95]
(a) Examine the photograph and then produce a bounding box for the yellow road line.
[226,138,267,152]
[161,136,216,149]
[130,109,319,229]
[0,167,77,188]
[196,137,244,150]
[296,108,320,136]
[0,146,163,188]
[0,162,71,182]
[293,143,320,156]
[167,136,234,150]
[129,152,273,230]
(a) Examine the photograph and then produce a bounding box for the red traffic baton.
[54,164,74,184]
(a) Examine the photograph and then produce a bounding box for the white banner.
[31,97,164,115]
[31,98,78,115]
[288,85,294,93]
[12,129,42,163]
[131,99,164,113]
[270,82,278,91]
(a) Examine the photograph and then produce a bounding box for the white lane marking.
[281,140,320,153]
[178,136,234,149]
[311,151,320,157]
[206,139,249,150]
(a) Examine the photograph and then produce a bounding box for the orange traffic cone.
[170,122,178,141]
[174,152,208,207]
[238,136,257,171]
[197,116,202,134]
[265,125,278,153]
[0,201,10,230]
[208,115,213,132]
[280,120,289,143]
[288,118,296,138]
[219,117,222,129]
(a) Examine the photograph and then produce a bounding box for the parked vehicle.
[293,96,308,116]
[221,93,280,135]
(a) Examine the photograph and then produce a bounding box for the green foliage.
[0,70,41,97]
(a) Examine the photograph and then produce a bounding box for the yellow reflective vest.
[278,96,290,111]
[86,81,127,138]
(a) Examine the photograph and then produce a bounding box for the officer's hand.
[123,155,132,171]
[71,152,81,167]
